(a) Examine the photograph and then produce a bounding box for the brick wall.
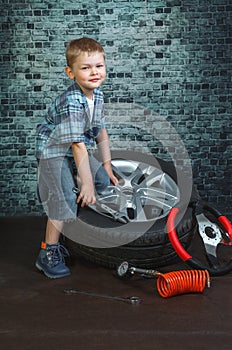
[0,0,231,219]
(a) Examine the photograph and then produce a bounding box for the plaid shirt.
[35,82,105,159]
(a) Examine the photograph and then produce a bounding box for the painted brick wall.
[0,0,231,219]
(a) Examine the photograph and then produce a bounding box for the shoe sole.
[35,261,71,279]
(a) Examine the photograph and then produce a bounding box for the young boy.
[35,37,118,278]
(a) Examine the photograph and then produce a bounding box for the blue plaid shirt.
[35,82,105,159]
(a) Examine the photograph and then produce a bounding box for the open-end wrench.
[72,187,129,224]
[63,289,143,305]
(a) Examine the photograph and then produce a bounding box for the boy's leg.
[38,157,77,222]
[45,219,63,245]
[36,157,77,278]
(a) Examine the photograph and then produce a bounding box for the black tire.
[64,152,198,269]
[65,207,197,269]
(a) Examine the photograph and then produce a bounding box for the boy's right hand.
[77,183,96,208]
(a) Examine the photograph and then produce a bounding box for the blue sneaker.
[35,242,71,278]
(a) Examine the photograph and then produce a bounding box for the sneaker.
[35,241,71,278]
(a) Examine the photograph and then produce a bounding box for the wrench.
[63,289,143,305]
[72,187,129,224]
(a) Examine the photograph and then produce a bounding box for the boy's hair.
[66,37,105,67]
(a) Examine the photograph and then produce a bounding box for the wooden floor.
[1,216,231,350]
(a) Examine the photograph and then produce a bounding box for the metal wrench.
[63,289,143,305]
[72,187,129,224]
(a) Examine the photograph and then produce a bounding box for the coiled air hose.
[117,262,211,298]
[156,269,210,298]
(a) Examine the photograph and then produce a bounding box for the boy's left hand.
[103,162,118,186]
[109,173,119,186]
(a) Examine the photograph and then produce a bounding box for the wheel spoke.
[134,195,148,221]
[127,163,147,181]
[139,171,164,188]
[137,187,178,203]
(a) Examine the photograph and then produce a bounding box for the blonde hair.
[66,37,105,67]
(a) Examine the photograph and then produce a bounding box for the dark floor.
[0,216,232,350]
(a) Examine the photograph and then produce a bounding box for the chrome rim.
[95,159,180,223]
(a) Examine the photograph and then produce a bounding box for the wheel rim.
[96,159,180,222]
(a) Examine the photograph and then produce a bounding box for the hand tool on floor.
[63,288,143,305]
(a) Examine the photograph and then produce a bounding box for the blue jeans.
[37,155,110,221]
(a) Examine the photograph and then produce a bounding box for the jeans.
[37,155,110,221]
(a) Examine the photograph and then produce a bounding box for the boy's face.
[65,51,106,98]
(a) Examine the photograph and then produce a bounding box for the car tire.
[64,152,198,269]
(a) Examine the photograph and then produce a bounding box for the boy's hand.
[109,172,118,186]
[103,162,118,186]
[77,183,96,208]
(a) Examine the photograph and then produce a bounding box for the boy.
[35,37,118,278]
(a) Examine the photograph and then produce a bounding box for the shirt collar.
[73,82,99,104]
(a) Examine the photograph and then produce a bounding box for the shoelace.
[47,244,70,265]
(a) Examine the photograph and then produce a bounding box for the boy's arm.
[96,128,118,186]
[72,142,96,207]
